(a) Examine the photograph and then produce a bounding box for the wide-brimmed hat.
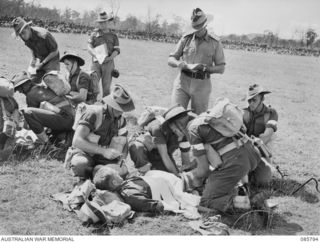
[96,12,114,22]
[102,84,135,112]
[12,17,32,36]
[162,105,191,126]
[191,8,207,30]
[59,51,85,66]
[11,71,31,88]
[246,84,271,101]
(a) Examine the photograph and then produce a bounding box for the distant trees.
[0,0,318,50]
[306,29,318,48]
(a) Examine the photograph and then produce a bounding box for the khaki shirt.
[169,31,225,67]
[187,116,234,157]
[88,29,120,61]
[243,104,278,137]
[24,27,60,72]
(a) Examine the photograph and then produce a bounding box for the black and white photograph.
[0,0,319,239]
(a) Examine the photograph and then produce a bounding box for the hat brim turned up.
[246,91,271,101]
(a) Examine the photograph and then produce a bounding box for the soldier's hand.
[101,148,122,160]
[35,62,44,70]
[178,61,187,70]
[30,59,36,67]
[103,56,113,63]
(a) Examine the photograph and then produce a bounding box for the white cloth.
[141,170,201,219]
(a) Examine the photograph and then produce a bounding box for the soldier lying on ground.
[92,165,200,217]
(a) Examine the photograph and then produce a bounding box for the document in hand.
[94,44,108,64]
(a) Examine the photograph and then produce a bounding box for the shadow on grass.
[218,210,303,235]
[270,178,319,204]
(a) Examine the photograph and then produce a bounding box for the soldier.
[168,8,225,115]
[12,17,60,84]
[12,71,74,144]
[60,51,97,106]
[69,84,134,179]
[129,105,195,176]
[243,84,278,186]
[87,12,120,97]
[163,105,261,212]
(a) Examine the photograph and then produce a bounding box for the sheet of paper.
[94,44,108,64]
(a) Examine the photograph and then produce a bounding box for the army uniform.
[70,106,127,178]
[243,104,278,185]
[187,116,260,212]
[88,29,120,97]
[24,27,60,84]
[129,118,190,172]
[169,32,225,114]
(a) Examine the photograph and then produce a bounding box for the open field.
[0,27,320,235]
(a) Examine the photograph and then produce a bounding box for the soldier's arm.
[87,33,97,58]
[87,43,97,59]
[206,41,225,74]
[40,49,59,67]
[67,88,88,103]
[259,128,274,144]
[40,32,59,67]
[156,144,179,176]
[168,37,187,69]
[259,109,278,144]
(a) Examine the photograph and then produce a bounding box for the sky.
[25,0,320,39]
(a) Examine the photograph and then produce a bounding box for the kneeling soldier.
[69,84,135,179]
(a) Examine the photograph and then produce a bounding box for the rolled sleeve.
[113,35,120,55]
[266,108,278,132]
[188,124,206,157]
[213,41,226,65]
[77,73,90,91]
[169,37,185,60]
[78,109,97,132]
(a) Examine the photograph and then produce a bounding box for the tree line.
[1,0,319,49]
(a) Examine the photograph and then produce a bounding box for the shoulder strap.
[0,98,8,120]
[76,70,82,90]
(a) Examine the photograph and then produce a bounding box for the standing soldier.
[12,17,60,84]
[168,8,225,115]
[87,12,120,97]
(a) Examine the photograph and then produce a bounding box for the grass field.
[0,27,320,235]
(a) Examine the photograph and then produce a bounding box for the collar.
[250,104,269,116]
[104,105,121,121]
[25,27,36,43]
[194,30,210,42]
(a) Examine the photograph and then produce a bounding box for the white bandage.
[267,120,278,127]
[192,143,205,151]
[179,141,191,149]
